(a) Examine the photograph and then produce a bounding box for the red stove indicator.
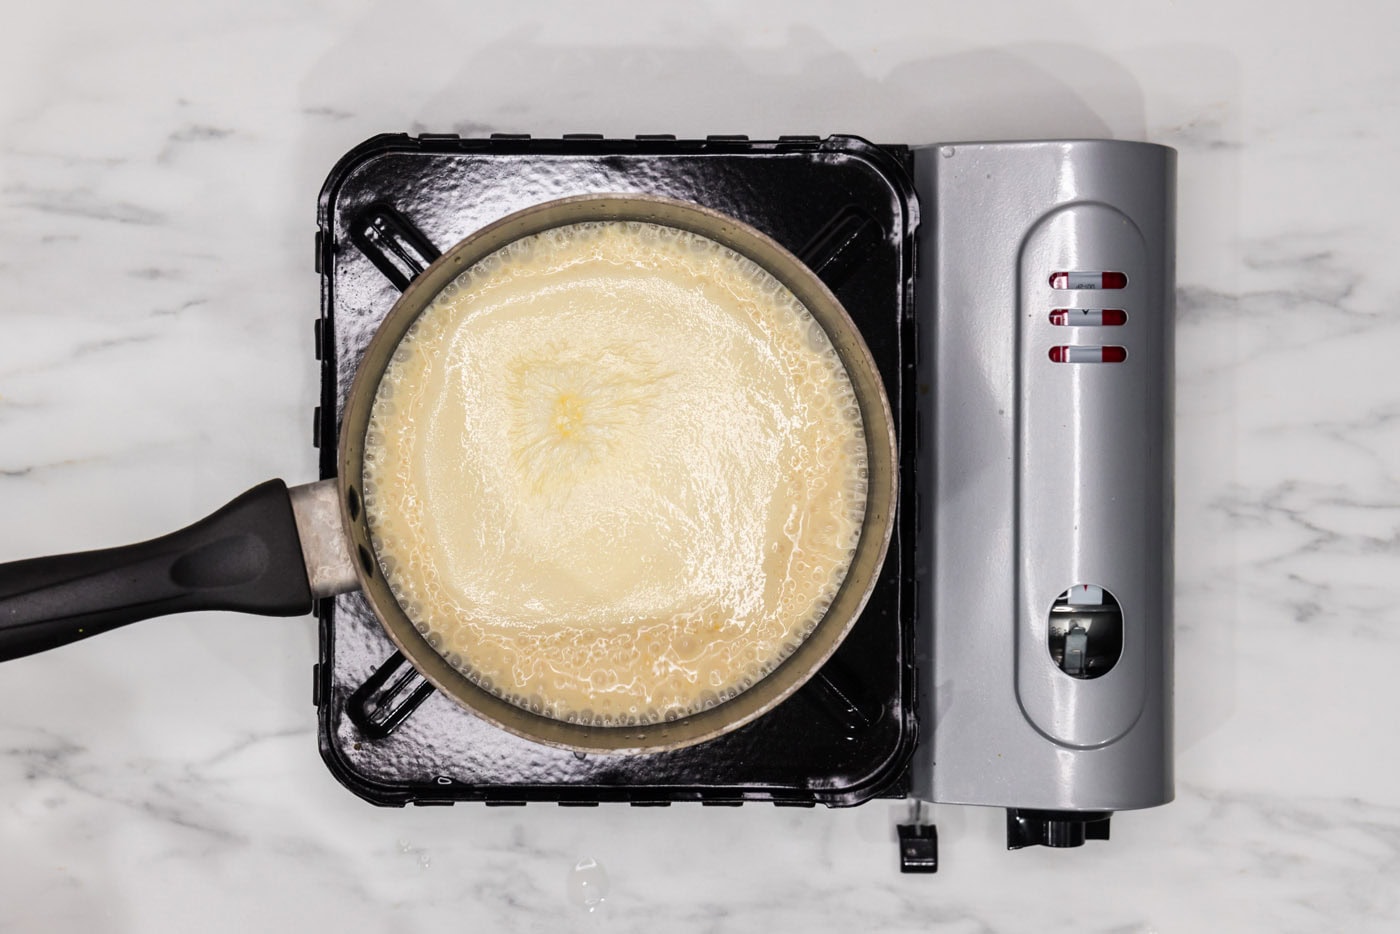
[1049,345,1128,364]
[1050,309,1128,326]
[1049,271,1128,290]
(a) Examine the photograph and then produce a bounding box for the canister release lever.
[1048,585,1123,679]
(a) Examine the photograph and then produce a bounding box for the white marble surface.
[2,0,1398,930]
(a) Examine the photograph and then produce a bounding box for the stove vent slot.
[351,204,442,291]
[346,651,436,739]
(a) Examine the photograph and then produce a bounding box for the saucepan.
[0,194,897,753]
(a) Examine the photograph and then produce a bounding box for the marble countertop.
[3,1,1397,931]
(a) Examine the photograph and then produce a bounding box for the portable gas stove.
[311,134,1174,871]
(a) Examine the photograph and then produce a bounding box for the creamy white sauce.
[363,221,867,726]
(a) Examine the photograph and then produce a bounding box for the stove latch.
[896,802,939,873]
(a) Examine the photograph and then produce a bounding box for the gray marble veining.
[2,1,1399,931]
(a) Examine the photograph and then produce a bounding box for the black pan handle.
[0,480,313,662]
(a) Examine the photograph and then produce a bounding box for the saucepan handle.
[0,479,319,662]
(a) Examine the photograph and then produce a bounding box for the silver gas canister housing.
[910,140,1175,846]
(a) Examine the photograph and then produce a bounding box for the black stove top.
[312,134,919,807]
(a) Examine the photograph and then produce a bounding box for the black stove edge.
[315,601,919,810]
[315,133,920,224]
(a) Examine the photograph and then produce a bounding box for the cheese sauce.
[362,221,868,726]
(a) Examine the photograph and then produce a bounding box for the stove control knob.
[1006,809,1112,849]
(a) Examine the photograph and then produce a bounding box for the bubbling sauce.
[362,221,868,726]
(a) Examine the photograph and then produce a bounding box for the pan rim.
[336,193,898,754]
